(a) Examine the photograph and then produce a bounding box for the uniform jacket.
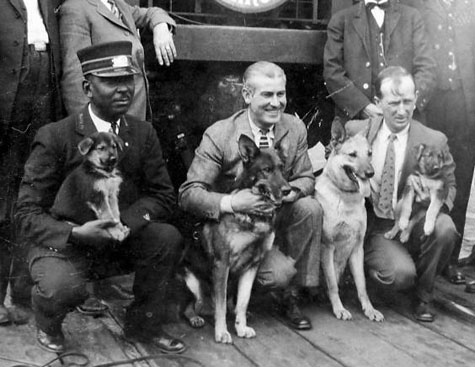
[178,109,315,220]
[0,0,62,127]
[324,0,436,119]
[423,0,475,121]
[15,106,176,251]
[59,0,175,120]
[346,116,456,210]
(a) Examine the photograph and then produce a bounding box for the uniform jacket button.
[363,83,369,90]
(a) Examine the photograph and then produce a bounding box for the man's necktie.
[107,0,122,20]
[259,130,270,149]
[365,0,389,10]
[377,134,397,219]
[110,121,119,135]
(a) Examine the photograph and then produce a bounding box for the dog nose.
[366,170,374,178]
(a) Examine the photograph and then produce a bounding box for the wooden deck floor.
[1,266,475,367]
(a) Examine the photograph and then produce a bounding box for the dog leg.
[235,266,258,339]
[322,245,352,320]
[384,223,400,240]
[400,210,425,243]
[424,192,444,237]
[398,182,416,231]
[183,269,205,328]
[213,260,232,344]
[349,245,384,322]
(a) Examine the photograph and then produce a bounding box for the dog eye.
[263,167,272,173]
[368,150,372,157]
[349,152,357,158]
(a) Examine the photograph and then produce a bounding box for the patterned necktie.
[259,130,270,149]
[110,121,119,135]
[107,0,122,20]
[377,133,397,219]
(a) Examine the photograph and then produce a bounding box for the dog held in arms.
[385,143,450,243]
[51,131,129,241]
[315,127,384,322]
[182,134,291,344]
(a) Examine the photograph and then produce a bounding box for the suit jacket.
[178,109,315,220]
[323,0,436,119]
[59,0,176,120]
[423,0,475,122]
[345,116,456,211]
[0,0,62,127]
[15,106,176,251]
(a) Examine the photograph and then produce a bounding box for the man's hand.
[153,22,176,66]
[362,103,383,119]
[231,189,274,216]
[70,219,120,248]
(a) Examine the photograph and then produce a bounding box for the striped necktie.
[259,129,270,149]
[107,0,122,20]
[110,121,119,135]
[377,133,397,219]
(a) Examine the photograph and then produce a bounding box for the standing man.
[346,66,458,322]
[179,61,322,330]
[423,0,475,277]
[324,0,436,122]
[15,41,185,354]
[0,0,63,325]
[59,0,177,120]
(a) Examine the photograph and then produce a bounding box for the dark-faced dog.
[183,134,291,344]
[385,143,451,243]
[315,128,384,322]
[51,131,129,241]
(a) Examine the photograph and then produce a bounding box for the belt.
[29,42,48,52]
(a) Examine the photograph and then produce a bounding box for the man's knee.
[433,213,459,246]
[288,196,322,222]
[256,248,297,289]
[138,222,183,261]
[367,261,416,291]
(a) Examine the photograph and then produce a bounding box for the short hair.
[242,61,286,93]
[375,66,415,98]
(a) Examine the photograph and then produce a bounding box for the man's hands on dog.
[231,189,274,215]
[71,219,129,247]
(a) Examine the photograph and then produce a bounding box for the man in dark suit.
[346,66,458,322]
[0,0,63,325]
[324,0,436,122]
[15,41,186,354]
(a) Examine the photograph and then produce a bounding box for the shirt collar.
[88,104,121,133]
[247,109,275,138]
[381,119,409,141]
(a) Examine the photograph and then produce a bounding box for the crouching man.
[14,41,186,354]
[179,61,323,330]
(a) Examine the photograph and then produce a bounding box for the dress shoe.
[444,264,465,285]
[8,304,32,325]
[125,329,186,354]
[110,283,134,301]
[413,301,435,323]
[0,305,10,325]
[37,328,65,353]
[282,293,312,330]
[76,296,108,316]
[465,280,475,294]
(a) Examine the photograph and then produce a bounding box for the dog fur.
[315,129,384,322]
[183,134,291,344]
[385,143,451,243]
[51,131,129,241]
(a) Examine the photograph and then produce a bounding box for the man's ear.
[242,86,253,105]
[78,137,94,156]
[238,134,259,164]
[82,78,92,99]
[374,95,381,108]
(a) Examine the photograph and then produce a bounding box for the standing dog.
[315,129,384,322]
[385,143,450,243]
[183,134,291,344]
[51,132,129,242]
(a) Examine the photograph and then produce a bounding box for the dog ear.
[329,116,346,152]
[238,134,259,163]
[78,137,95,156]
[414,144,426,161]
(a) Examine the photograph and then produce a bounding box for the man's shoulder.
[410,119,448,144]
[61,0,92,13]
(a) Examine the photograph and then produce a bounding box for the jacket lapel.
[367,116,384,144]
[384,3,401,52]
[117,115,131,161]
[235,110,255,144]
[89,0,130,32]
[9,0,26,20]
[398,119,421,197]
[352,2,371,60]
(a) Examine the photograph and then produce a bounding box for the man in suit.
[15,41,186,354]
[179,61,322,330]
[0,0,63,325]
[324,0,436,122]
[59,0,177,120]
[346,66,458,322]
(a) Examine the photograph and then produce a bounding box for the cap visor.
[89,66,140,77]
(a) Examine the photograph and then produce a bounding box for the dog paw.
[215,328,233,344]
[423,223,435,237]
[235,324,256,339]
[364,307,384,322]
[398,218,409,231]
[384,230,397,240]
[334,307,352,321]
[189,316,205,328]
[399,230,410,243]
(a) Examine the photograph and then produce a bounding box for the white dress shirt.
[364,0,386,28]
[89,104,121,133]
[370,121,409,219]
[248,110,275,148]
[24,0,49,45]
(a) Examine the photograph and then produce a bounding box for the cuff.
[220,195,234,214]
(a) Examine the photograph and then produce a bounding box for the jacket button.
[11,68,17,74]
[434,44,440,50]
[13,40,19,46]
[363,83,369,90]
[365,61,371,68]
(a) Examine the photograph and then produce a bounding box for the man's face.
[375,76,417,133]
[84,75,135,121]
[243,75,287,129]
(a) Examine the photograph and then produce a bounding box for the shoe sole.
[76,306,109,316]
[36,339,65,354]
[125,335,187,354]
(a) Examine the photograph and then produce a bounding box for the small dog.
[182,134,291,344]
[315,128,384,322]
[385,143,451,243]
[51,132,129,242]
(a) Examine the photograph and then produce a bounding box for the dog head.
[236,134,291,207]
[413,143,452,179]
[78,132,124,173]
[327,126,374,196]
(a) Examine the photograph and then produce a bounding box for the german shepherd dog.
[51,132,129,241]
[315,128,384,322]
[385,144,451,243]
[183,134,291,344]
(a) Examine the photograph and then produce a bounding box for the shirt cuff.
[220,195,234,214]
